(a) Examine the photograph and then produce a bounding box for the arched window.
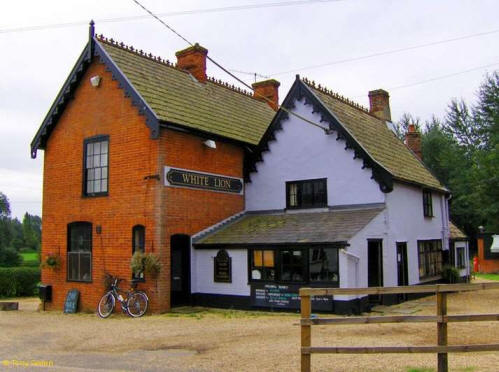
[67,222,92,282]
[132,225,145,280]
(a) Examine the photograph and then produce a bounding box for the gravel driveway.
[1,284,498,372]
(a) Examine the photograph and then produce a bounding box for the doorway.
[368,240,383,304]
[396,242,409,301]
[170,234,191,307]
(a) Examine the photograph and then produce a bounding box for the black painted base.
[191,292,371,315]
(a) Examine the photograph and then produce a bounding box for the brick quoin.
[41,58,244,313]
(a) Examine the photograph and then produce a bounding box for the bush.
[0,247,22,267]
[442,265,460,284]
[0,267,40,297]
[130,251,161,279]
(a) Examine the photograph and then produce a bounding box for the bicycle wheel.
[126,292,148,317]
[97,291,115,318]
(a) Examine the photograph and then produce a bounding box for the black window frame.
[132,225,146,281]
[247,246,339,286]
[422,189,433,217]
[286,178,327,210]
[418,239,443,279]
[83,135,109,197]
[67,222,92,283]
[456,246,466,269]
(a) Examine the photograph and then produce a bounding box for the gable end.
[30,35,160,159]
[245,77,394,192]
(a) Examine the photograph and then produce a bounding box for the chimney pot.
[252,79,280,111]
[175,43,208,83]
[368,89,391,122]
[405,124,422,160]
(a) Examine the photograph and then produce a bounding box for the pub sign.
[164,166,243,195]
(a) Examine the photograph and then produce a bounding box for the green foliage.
[40,253,61,270]
[22,213,41,251]
[131,251,161,278]
[0,267,40,297]
[394,112,422,140]
[402,72,499,235]
[442,265,460,283]
[0,192,10,218]
[0,247,22,267]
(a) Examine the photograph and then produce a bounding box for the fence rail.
[299,282,499,372]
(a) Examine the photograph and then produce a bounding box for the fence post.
[437,291,448,372]
[301,293,311,372]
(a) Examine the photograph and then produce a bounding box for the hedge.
[0,267,40,297]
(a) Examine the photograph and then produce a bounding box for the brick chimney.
[175,43,208,83]
[368,89,391,122]
[252,79,280,111]
[405,124,422,160]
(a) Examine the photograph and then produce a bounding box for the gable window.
[67,222,92,282]
[84,136,109,196]
[286,178,327,209]
[422,190,433,217]
[132,225,145,280]
[418,240,442,279]
[250,249,275,281]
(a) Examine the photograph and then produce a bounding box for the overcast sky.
[1,0,498,220]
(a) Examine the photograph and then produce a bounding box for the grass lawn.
[475,272,499,281]
[20,251,39,266]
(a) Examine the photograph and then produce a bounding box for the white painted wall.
[454,241,470,278]
[191,248,249,296]
[245,98,384,211]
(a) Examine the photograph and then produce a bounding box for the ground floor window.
[67,222,92,282]
[456,246,466,269]
[249,246,339,284]
[418,240,442,279]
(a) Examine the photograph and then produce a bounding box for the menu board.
[64,289,80,314]
[250,283,333,311]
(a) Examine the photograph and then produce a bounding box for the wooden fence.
[300,282,499,372]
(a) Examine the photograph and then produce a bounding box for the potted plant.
[131,252,161,279]
[41,253,61,270]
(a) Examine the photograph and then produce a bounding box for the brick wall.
[41,59,161,312]
[41,58,245,314]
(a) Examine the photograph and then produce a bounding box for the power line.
[131,0,328,132]
[268,28,499,76]
[0,0,344,34]
[353,62,499,97]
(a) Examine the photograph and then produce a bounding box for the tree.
[22,213,41,251]
[0,192,10,218]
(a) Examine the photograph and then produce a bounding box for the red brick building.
[31,24,276,312]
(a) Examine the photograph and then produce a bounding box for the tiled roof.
[302,80,447,191]
[450,221,467,240]
[98,37,276,145]
[194,207,384,245]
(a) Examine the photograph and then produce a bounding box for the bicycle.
[97,276,149,318]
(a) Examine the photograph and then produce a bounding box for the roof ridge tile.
[96,34,258,100]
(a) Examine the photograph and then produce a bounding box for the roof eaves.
[31,43,92,158]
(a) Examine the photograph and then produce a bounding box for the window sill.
[82,192,108,198]
[66,279,93,283]
[418,275,442,283]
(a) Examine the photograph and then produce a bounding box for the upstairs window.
[84,136,109,196]
[422,190,433,217]
[286,178,327,209]
[67,222,92,282]
[132,225,145,280]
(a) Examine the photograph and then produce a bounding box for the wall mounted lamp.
[90,75,102,87]
[203,139,216,149]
